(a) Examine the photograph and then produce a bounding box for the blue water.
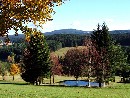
[62,80,101,87]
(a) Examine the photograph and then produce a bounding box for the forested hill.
[5,29,130,38]
[44,29,90,35]
[1,29,130,48]
[5,29,130,39]
[110,30,130,34]
[44,29,130,35]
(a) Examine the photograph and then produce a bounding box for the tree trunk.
[102,82,105,87]
[99,82,102,87]
[53,74,54,84]
[41,76,44,84]
[121,77,126,83]
[13,75,14,81]
[88,79,91,87]
[50,74,51,84]
[2,76,5,80]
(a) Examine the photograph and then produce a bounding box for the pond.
[60,80,102,87]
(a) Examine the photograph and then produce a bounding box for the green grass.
[54,46,86,57]
[0,81,130,98]
[54,47,72,57]
[0,76,130,98]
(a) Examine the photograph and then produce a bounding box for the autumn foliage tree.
[50,52,62,83]
[0,0,67,41]
[10,63,20,80]
[83,37,99,84]
[63,47,89,80]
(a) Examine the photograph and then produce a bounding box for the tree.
[0,0,67,40]
[21,31,51,85]
[0,61,10,80]
[83,37,99,87]
[63,47,88,80]
[110,45,129,82]
[10,63,20,80]
[50,52,62,83]
[7,52,15,63]
[91,23,112,87]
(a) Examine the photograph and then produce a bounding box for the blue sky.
[10,0,130,34]
[40,0,130,32]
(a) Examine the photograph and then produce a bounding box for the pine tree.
[91,23,112,87]
[21,31,50,85]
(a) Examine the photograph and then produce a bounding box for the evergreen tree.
[91,23,112,87]
[21,31,50,85]
[111,45,129,82]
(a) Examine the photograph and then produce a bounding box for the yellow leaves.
[0,0,67,37]
[10,63,20,76]
[7,0,20,4]
[25,29,44,42]
[25,36,31,42]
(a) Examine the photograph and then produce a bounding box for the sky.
[10,0,130,34]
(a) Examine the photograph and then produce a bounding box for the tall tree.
[21,31,50,85]
[0,0,67,40]
[91,23,112,87]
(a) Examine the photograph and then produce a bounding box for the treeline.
[46,34,87,51]
[0,43,26,62]
[111,33,130,46]
[46,33,130,51]
[1,33,130,61]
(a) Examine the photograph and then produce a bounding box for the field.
[54,46,86,57]
[0,47,130,98]
[0,76,130,98]
[54,47,72,57]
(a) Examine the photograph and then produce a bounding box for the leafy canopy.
[10,63,20,76]
[0,0,67,37]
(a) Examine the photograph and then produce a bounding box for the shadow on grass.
[0,80,108,88]
[0,79,102,88]
[0,81,29,85]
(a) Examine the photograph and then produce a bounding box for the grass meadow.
[0,47,130,98]
[0,75,130,98]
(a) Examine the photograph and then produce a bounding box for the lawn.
[54,46,87,57]
[0,76,130,98]
[54,47,72,57]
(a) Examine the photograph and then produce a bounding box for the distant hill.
[110,30,130,34]
[44,29,130,35]
[9,34,25,39]
[1,29,130,40]
[44,29,91,35]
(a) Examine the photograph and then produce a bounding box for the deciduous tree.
[0,0,67,40]
[10,63,20,80]
[50,52,62,83]
[63,47,88,80]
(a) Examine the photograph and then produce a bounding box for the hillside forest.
[0,23,130,87]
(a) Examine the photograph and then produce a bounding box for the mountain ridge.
[1,29,130,40]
